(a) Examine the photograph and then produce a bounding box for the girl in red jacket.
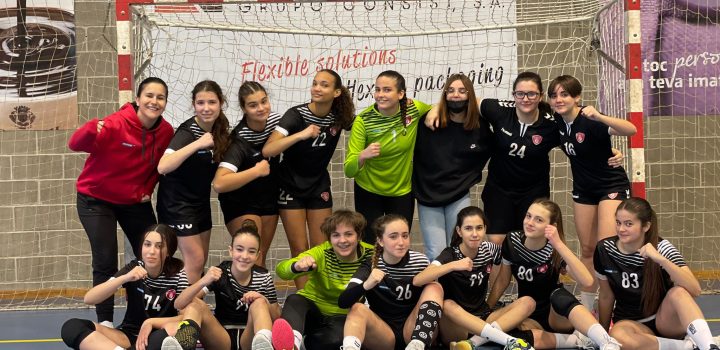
[68,77,174,326]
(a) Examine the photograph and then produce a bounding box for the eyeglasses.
[446,88,468,95]
[512,91,540,100]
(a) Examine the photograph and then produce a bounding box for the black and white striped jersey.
[433,242,501,313]
[594,236,686,321]
[157,117,217,222]
[347,250,429,321]
[233,112,282,147]
[217,113,281,209]
[502,231,565,308]
[273,103,346,197]
[207,261,278,325]
[116,259,189,328]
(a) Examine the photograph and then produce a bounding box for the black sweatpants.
[76,192,157,322]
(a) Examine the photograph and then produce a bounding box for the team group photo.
[0,1,718,350]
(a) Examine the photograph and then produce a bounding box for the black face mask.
[447,100,469,114]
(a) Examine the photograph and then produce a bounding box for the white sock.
[256,328,272,339]
[587,323,612,346]
[469,335,489,346]
[688,319,716,350]
[480,324,514,346]
[99,320,114,328]
[554,333,580,347]
[114,347,124,350]
[580,291,597,311]
[491,321,503,330]
[342,336,362,350]
[293,330,303,350]
[658,337,691,350]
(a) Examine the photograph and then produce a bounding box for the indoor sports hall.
[0,0,718,349]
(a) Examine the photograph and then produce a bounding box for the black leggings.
[353,182,414,245]
[281,294,346,350]
[76,193,157,322]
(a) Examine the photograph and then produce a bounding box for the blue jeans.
[418,194,471,261]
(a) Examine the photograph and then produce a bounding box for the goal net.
[125,0,630,299]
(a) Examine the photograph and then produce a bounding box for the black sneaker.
[163,320,200,350]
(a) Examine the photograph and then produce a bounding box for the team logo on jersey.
[329,126,338,136]
[166,289,177,301]
[608,192,618,199]
[537,264,548,273]
[576,132,585,143]
[532,135,543,145]
[404,115,412,126]
[320,191,330,202]
[486,264,492,273]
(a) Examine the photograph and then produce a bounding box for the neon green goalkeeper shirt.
[276,240,374,316]
[344,99,432,197]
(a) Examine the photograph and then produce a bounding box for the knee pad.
[507,329,535,346]
[61,318,96,350]
[550,287,582,318]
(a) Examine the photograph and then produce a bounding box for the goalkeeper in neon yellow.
[344,70,432,245]
[273,210,374,350]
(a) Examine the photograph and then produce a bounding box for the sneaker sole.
[161,337,183,350]
[272,319,295,350]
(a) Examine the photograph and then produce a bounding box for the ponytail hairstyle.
[377,70,408,126]
[437,74,480,130]
[191,80,231,162]
[616,197,663,317]
[317,69,355,130]
[512,71,550,112]
[369,214,408,269]
[142,224,183,276]
[529,198,565,273]
[450,206,487,248]
[137,77,168,98]
[320,209,366,242]
[231,219,261,247]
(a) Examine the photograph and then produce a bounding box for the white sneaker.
[574,331,598,350]
[251,332,274,350]
[405,339,425,350]
[340,346,360,350]
[99,320,114,329]
[161,336,183,350]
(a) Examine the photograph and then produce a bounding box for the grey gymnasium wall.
[0,0,717,303]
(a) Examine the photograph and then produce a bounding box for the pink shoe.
[272,318,296,350]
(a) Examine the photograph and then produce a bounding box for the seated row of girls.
[453,197,718,350]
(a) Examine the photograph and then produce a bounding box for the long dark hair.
[317,69,355,130]
[370,214,408,269]
[377,70,408,126]
[436,74,480,130]
[616,197,663,317]
[529,198,565,273]
[450,206,487,247]
[191,80,231,162]
[141,224,183,276]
